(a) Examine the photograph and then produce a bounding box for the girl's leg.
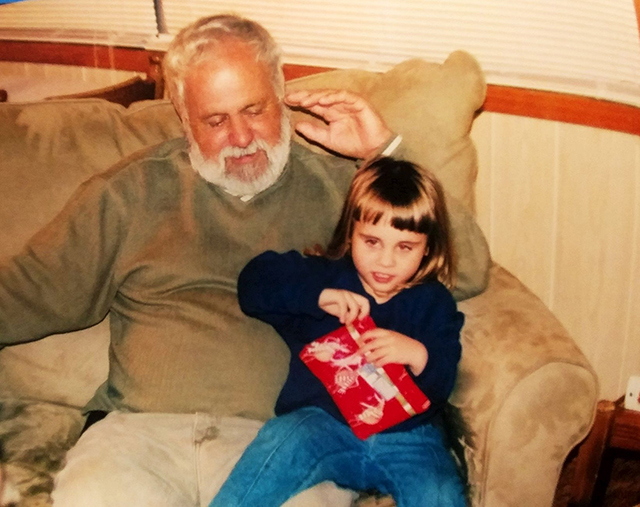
[368,423,466,507]
[210,407,362,507]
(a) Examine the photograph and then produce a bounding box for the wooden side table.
[569,396,640,506]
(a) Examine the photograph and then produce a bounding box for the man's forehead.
[184,54,278,116]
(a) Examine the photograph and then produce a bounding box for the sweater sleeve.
[0,175,128,345]
[408,284,464,406]
[237,250,331,326]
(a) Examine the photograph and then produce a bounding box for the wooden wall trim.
[484,85,640,136]
[1,40,638,136]
[0,40,158,73]
[290,65,640,137]
[283,64,333,81]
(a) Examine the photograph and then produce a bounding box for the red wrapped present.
[300,316,430,439]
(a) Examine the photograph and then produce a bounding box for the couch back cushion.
[0,99,182,260]
[286,51,486,212]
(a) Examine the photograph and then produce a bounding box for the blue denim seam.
[235,410,323,505]
[366,426,450,507]
[396,439,447,507]
[294,449,363,494]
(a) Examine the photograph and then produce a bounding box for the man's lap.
[51,411,354,507]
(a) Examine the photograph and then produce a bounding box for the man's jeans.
[51,411,354,507]
[211,406,466,507]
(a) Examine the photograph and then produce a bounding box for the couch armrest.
[0,399,84,505]
[450,264,598,507]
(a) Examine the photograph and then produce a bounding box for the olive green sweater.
[0,139,356,420]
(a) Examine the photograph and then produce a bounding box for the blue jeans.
[210,406,466,507]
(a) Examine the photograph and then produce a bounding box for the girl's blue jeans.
[210,406,466,507]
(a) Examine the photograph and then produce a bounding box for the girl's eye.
[365,238,378,246]
[399,244,413,251]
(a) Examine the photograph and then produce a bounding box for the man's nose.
[227,116,253,148]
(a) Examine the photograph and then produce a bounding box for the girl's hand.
[318,289,370,325]
[359,328,428,376]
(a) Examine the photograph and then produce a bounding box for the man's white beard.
[188,115,291,198]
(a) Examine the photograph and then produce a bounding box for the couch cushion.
[286,51,486,212]
[0,320,110,407]
[0,99,182,261]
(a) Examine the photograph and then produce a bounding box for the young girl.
[211,157,466,507]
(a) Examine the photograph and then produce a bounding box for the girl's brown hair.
[326,157,455,288]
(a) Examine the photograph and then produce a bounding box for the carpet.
[554,449,640,507]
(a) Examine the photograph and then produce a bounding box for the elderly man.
[0,13,480,507]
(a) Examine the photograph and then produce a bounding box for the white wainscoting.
[472,111,640,400]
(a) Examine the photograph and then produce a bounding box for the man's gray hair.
[163,14,285,117]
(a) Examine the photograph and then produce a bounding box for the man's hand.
[359,328,428,376]
[318,288,370,325]
[285,89,394,160]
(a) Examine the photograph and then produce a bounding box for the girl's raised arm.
[237,250,331,324]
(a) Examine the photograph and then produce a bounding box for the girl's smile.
[371,272,394,284]
[351,219,428,304]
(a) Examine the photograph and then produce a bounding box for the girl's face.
[351,219,427,304]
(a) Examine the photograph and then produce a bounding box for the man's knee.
[52,412,196,507]
[53,454,126,507]
[53,451,193,507]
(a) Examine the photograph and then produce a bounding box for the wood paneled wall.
[472,112,640,400]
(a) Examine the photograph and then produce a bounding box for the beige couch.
[0,52,597,507]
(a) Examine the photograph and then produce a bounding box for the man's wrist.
[359,133,403,166]
[380,134,403,157]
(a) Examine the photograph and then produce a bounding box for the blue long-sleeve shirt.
[237,250,464,432]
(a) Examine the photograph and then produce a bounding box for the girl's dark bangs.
[357,198,431,233]
[391,214,429,232]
